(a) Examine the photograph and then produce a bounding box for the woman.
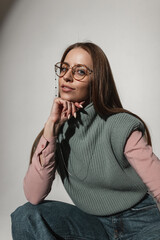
[11,42,160,240]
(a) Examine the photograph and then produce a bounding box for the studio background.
[0,0,160,239]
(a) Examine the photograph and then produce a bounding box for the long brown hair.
[30,42,151,164]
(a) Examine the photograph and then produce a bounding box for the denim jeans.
[11,194,160,240]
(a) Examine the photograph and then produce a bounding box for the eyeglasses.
[55,62,93,81]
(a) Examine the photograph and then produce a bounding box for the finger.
[71,102,77,118]
[62,111,68,119]
[60,100,68,113]
[66,101,72,119]
[55,98,68,113]
[74,101,85,109]
[79,101,85,106]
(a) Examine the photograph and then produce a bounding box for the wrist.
[44,117,59,140]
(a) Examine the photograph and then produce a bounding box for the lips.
[61,84,75,92]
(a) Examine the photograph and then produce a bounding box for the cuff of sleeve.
[35,135,48,156]
[42,137,57,158]
[43,135,57,143]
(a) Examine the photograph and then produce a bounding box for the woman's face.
[59,47,93,103]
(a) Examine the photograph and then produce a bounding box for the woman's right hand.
[43,98,84,140]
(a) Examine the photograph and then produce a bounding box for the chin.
[59,93,77,102]
[60,92,89,103]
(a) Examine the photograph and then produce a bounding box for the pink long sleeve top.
[23,131,160,205]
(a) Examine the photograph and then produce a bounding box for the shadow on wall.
[0,0,17,26]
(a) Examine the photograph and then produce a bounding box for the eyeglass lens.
[55,63,89,80]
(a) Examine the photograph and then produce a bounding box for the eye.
[60,64,68,73]
[76,67,87,76]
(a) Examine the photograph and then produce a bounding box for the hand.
[43,98,84,139]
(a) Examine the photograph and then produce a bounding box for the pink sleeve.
[23,135,57,205]
[124,131,160,202]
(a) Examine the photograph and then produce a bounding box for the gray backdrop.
[0,0,160,239]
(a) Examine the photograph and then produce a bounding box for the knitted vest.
[56,103,147,216]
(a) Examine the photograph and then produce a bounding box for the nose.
[63,68,73,82]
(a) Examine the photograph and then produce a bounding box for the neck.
[82,97,92,108]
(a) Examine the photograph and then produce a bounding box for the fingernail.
[74,112,77,118]
[79,104,83,108]
[68,114,71,119]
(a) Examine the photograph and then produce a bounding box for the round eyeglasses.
[55,62,93,81]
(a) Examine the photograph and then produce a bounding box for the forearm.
[124,131,160,202]
[24,98,83,204]
[23,135,57,204]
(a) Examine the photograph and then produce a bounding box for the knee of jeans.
[11,202,39,223]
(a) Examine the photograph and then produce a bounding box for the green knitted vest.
[56,103,147,216]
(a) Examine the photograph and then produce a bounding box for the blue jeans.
[11,194,160,240]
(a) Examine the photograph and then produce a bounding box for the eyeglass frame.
[54,62,93,81]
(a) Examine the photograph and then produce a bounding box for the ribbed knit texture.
[56,103,148,216]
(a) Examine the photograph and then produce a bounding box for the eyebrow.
[62,61,92,70]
